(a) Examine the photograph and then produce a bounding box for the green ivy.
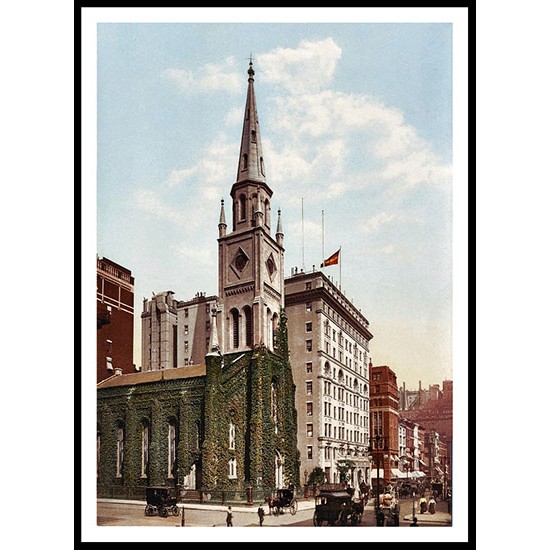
[97,307,300,496]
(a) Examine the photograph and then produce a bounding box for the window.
[306,339,312,352]
[307,423,313,437]
[116,422,124,478]
[168,420,177,478]
[184,308,189,318]
[306,302,312,312]
[305,321,312,332]
[244,306,253,347]
[306,361,313,373]
[184,325,189,335]
[106,356,113,371]
[307,446,313,459]
[229,422,236,450]
[141,422,149,478]
[271,380,278,433]
[228,458,237,478]
[206,304,210,314]
[184,341,189,353]
[306,402,313,416]
[306,381,313,395]
[305,282,312,290]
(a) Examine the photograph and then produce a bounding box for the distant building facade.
[369,364,400,486]
[96,256,135,383]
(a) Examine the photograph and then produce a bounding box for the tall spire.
[236,61,266,184]
[276,208,284,246]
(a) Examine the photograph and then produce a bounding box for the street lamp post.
[368,434,387,527]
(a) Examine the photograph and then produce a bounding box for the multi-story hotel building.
[284,269,374,492]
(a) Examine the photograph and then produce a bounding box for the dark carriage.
[313,491,364,526]
[268,487,298,516]
[144,486,180,518]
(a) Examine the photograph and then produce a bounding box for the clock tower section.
[217,62,285,354]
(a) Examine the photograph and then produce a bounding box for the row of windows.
[322,303,368,348]
[182,303,211,318]
[99,420,241,480]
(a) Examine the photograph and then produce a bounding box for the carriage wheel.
[290,499,298,515]
[338,511,348,526]
[273,506,280,517]
[313,511,322,526]
[144,504,155,516]
[159,506,168,518]
[172,505,179,516]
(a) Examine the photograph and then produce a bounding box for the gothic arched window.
[231,308,240,349]
[141,420,149,478]
[168,418,177,478]
[116,420,124,478]
[243,306,252,347]
[239,194,246,221]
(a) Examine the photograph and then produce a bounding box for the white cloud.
[258,38,342,94]
[164,56,241,94]
[166,132,238,195]
[360,211,396,234]
[224,106,243,126]
[134,189,185,225]
[269,88,451,194]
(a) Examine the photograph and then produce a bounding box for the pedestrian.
[226,506,233,527]
[257,505,265,526]
[428,496,436,514]
[180,504,185,527]
[410,516,419,526]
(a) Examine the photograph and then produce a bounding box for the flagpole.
[301,198,305,272]
[322,210,325,270]
[339,246,342,290]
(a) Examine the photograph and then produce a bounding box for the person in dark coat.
[410,516,419,526]
[257,506,265,526]
[226,506,233,527]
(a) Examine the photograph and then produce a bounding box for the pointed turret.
[236,61,266,185]
[218,199,227,237]
[276,208,284,246]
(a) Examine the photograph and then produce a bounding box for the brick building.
[96,256,135,382]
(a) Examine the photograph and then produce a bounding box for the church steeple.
[235,61,266,185]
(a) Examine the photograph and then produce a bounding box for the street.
[97,497,451,528]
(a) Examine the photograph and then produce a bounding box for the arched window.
[168,419,177,478]
[239,194,246,221]
[242,154,248,170]
[116,421,124,478]
[231,309,240,349]
[251,130,256,143]
[264,199,271,227]
[260,157,265,176]
[266,307,272,348]
[272,312,279,348]
[229,421,236,450]
[243,306,253,347]
[141,421,149,478]
[271,378,278,434]
[229,458,237,479]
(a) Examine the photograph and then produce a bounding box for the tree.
[307,467,326,487]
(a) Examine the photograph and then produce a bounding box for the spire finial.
[247,54,255,79]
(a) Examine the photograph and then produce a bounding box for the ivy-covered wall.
[97,308,299,497]
[97,376,205,497]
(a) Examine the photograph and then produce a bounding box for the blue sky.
[96,18,457,389]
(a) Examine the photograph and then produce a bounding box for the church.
[97,61,300,499]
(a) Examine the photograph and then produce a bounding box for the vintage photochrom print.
[83,7,470,544]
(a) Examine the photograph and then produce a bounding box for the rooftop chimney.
[114,368,123,376]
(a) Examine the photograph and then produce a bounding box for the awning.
[391,468,407,478]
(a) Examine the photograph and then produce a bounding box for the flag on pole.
[321,248,340,267]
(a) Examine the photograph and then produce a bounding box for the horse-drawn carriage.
[144,486,180,518]
[313,491,364,526]
[376,491,400,526]
[267,487,298,516]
